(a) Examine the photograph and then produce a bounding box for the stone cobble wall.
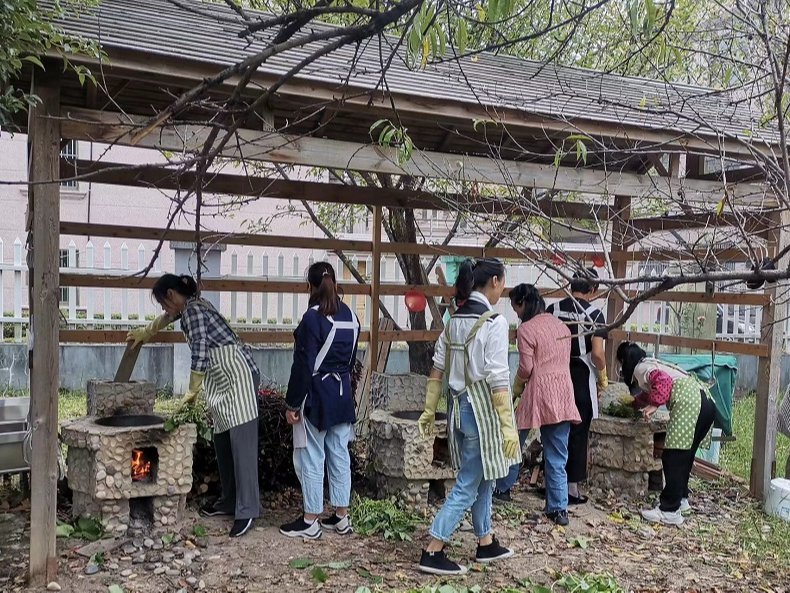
[87,380,157,416]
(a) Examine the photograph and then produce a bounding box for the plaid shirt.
[180,298,258,374]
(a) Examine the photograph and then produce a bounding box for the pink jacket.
[514,313,581,430]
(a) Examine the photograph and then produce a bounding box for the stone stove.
[61,381,196,535]
[368,373,455,510]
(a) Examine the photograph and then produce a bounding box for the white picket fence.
[0,236,776,348]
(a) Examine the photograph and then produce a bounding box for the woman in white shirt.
[416,258,518,575]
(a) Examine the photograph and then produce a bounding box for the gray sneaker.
[320,513,353,535]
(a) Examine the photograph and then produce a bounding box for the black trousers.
[659,390,716,512]
[567,360,594,483]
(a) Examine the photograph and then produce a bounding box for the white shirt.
[433,291,511,393]
[633,358,688,393]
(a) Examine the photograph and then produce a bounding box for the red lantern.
[592,254,606,268]
[404,289,427,313]
[551,254,565,266]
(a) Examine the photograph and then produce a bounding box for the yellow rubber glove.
[418,378,443,438]
[181,370,205,406]
[618,394,635,406]
[512,375,527,401]
[596,367,609,392]
[491,391,520,459]
[126,314,172,347]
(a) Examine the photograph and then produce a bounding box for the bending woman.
[128,274,260,538]
[417,258,517,575]
[617,342,715,526]
[281,262,360,540]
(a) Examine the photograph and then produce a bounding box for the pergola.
[15,0,787,584]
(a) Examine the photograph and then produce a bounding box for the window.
[59,248,80,305]
[60,140,78,189]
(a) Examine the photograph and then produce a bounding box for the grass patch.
[720,394,790,480]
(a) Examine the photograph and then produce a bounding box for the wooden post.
[27,66,61,585]
[369,206,383,371]
[750,209,789,499]
[606,195,631,373]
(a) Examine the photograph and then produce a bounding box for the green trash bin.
[659,354,737,437]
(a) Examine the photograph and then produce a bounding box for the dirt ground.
[1,480,788,593]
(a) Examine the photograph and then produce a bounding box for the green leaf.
[310,566,328,583]
[23,55,45,69]
[163,418,176,432]
[457,19,468,56]
[570,535,591,549]
[192,524,207,537]
[288,558,313,569]
[576,139,588,165]
[354,588,372,593]
[369,119,388,135]
[108,585,124,593]
[56,523,75,538]
[161,533,175,545]
[318,561,351,570]
[715,197,726,216]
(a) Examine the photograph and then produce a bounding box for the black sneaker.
[418,549,468,575]
[279,516,322,540]
[200,502,233,517]
[320,513,353,535]
[475,536,514,563]
[229,518,254,537]
[492,490,512,503]
[546,510,569,526]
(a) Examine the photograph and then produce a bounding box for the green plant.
[56,516,104,541]
[554,573,624,593]
[163,399,213,445]
[602,401,640,419]
[350,495,420,541]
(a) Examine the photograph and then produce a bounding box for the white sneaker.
[320,513,353,535]
[640,506,685,526]
[679,498,692,514]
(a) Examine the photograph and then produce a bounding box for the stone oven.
[368,373,455,510]
[61,381,196,535]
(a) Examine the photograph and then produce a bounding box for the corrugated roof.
[53,0,773,143]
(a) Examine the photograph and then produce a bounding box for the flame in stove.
[131,449,152,481]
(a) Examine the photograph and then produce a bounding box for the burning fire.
[131,449,153,481]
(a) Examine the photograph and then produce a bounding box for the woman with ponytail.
[127,273,261,538]
[417,258,517,575]
[280,262,360,540]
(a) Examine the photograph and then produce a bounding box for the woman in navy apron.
[281,262,360,540]
[127,274,260,538]
[417,258,518,575]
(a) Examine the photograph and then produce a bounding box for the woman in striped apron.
[617,342,715,526]
[417,258,518,575]
[280,262,360,540]
[127,274,260,538]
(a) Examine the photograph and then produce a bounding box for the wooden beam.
[370,206,382,371]
[59,221,753,263]
[750,209,790,499]
[58,273,768,306]
[609,329,770,358]
[60,108,775,206]
[607,196,631,373]
[27,66,61,585]
[65,159,619,218]
[630,212,770,234]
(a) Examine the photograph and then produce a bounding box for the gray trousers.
[213,371,261,520]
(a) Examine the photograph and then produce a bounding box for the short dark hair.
[510,283,545,322]
[570,267,600,294]
[152,274,198,304]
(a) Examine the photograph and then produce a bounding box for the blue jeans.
[495,429,530,493]
[293,418,353,515]
[541,422,571,513]
[429,393,494,542]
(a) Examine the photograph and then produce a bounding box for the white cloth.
[432,291,510,393]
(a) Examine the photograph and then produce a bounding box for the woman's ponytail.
[455,259,475,302]
[307,262,339,316]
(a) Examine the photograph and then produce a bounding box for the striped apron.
[444,310,519,481]
[293,307,360,448]
[203,343,258,434]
